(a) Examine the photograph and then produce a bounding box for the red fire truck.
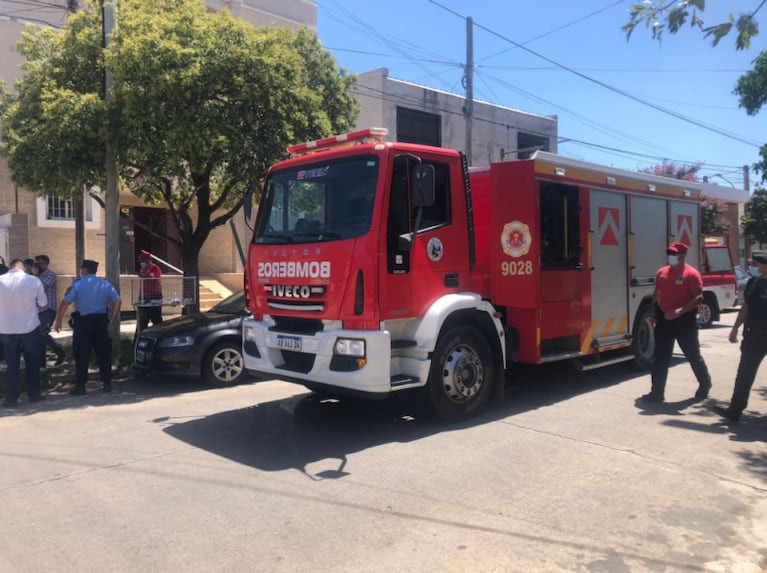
[698,235,738,328]
[243,128,703,420]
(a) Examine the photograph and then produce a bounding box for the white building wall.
[356,68,558,166]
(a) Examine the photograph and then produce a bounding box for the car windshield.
[253,155,379,244]
[208,291,247,314]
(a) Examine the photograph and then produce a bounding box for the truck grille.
[278,350,315,374]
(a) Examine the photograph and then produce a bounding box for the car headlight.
[158,335,195,348]
[244,325,256,341]
[334,338,366,357]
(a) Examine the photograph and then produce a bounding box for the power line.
[479,0,630,62]
[425,0,763,149]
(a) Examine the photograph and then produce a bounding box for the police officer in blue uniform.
[714,251,767,422]
[54,260,121,395]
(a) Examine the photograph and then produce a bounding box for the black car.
[133,291,250,385]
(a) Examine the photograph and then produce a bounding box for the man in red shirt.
[641,241,712,403]
[138,251,164,331]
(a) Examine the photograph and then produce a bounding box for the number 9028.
[501,260,533,276]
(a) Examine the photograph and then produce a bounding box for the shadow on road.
[0,370,264,418]
[159,359,650,478]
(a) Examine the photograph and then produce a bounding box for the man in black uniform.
[714,251,767,422]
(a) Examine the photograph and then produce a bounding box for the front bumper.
[134,335,198,376]
[242,317,394,395]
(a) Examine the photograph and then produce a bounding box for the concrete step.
[198,279,233,311]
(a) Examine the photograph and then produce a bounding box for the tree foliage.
[622,0,761,50]
[700,195,729,234]
[640,159,702,181]
[0,0,359,283]
[741,186,767,244]
[623,2,767,180]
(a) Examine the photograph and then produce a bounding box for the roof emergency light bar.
[288,127,389,156]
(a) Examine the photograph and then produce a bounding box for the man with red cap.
[641,241,712,403]
[137,251,163,330]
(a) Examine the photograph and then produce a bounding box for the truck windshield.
[705,247,733,273]
[253,156,379,244]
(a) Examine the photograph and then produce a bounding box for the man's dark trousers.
[72,314,112,391]
[38,308,65,361]
[729,332,767,413]
[1,329,43,403]
[651,311,711,396]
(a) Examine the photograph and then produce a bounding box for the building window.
[517,132,550,159]
[46,195,93,221]
[36,195,100,229]
[396,107,441,147]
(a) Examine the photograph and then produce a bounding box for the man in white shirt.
[0,259,48,407]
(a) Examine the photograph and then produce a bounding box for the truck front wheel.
[696,294,717,329]
[426,325,495,422]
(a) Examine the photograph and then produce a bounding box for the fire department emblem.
[501,220,531,258]
[427,237,444,262]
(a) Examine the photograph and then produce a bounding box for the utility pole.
[464,16,474,166]
[102,0,121,352]
[742,165,750,193]
[69,1,85,273]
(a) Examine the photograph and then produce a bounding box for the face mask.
[667,255,679,266]
[749,266,761,277]
[140,262,148,269]
[79,270,85,278]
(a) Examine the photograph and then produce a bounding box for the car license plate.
[136,350,145,362]
[276,335,302,351]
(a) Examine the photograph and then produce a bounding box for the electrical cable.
[426,0,763,148]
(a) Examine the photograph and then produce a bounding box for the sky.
[315,0,764,192]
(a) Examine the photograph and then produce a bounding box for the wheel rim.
[697,304,711,327]
[637,313,655,362]
[211,347,243,383]
[441,344,485,404]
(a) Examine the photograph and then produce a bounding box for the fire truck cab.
[242,128,703,420]
[698,235,738,328]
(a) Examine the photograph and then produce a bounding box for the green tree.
[700,195,729,235]
[622,2,767,180]
[622,0,762,49]
[741,187,767,245]
[1,0,359,305]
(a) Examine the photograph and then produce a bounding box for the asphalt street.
[0,310,765,572]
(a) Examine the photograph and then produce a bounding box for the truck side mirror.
[243,188,253,221]
[411,164,435,207]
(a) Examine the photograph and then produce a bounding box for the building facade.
[0,0,316,287]
[354,68,558,166]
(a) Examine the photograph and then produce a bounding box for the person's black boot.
[713,405,741,422]
[694,380,712,400]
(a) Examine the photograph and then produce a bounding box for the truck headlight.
[334,338,366,357]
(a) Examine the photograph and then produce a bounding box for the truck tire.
[426,325,495,422]
[696,295,716,329]
[632,303,655,371]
